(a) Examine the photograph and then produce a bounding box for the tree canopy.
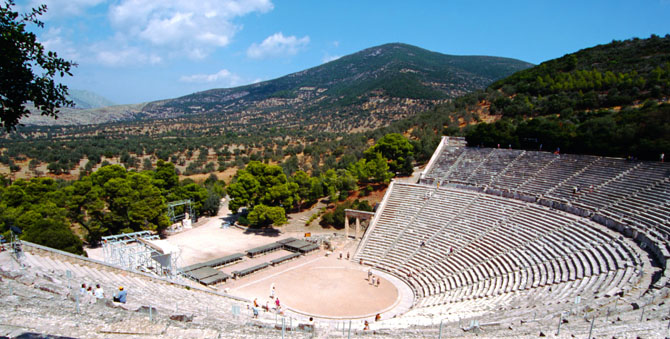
[227,161,297,227]
[0,161,224,253]
[0,1,75,131]
[364,133,414,175]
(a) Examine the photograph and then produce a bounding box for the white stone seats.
[357,179,649,324]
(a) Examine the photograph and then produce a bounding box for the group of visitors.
[363,313,382,330]
[79,283,104,304]
[251,282,283,319]
[363,313,383,330]
[367,269,381,287]
[79,283,126,304]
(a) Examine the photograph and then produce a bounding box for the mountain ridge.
[20,43,532,129]
[67,89,116,109]
[140,43,533,131]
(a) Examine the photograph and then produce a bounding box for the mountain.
[405,35,670,160]
[20,43,531,129]
[19,90,129,126]
[138,43,532,132]
[67,89,116,109]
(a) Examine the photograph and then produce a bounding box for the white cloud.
[39,27,81,62]
[322,55,341,63]
[94,46,162,67]
[108,0,274,59]
[179,69,241,86]
[247,32,310,59]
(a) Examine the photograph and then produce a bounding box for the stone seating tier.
[355,182,648,315]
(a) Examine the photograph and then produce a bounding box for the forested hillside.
[136,43,532,131]
[433,35,670,160]
[19,43,531,129]
[2,43,530,180]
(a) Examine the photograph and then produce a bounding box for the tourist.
[80,283,87,295]
[368,269,372,281]
[94,284,104,300]
[375,313,381,321]
[661,153,665,163]
[252,306,259,318]
[364,320,370,330]
[253,298,259,308]
[270,284,276,299]
[86,286,95,304]
[275,297,281,309]
[264,300,270,312]
[339,252,342,260]
[113,286,127,303]
[376,278,380,288]
[347,252,350,260]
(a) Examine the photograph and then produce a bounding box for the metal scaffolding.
[167,199,194,223]
[101,231,180,279]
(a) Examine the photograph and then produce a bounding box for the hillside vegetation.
[139,43,532,132]
[2,43,529,179]
[19,43,531,129]
[431,35,670,160]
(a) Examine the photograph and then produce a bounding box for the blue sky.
[19,0,670,104]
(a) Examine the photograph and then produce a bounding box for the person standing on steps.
[94,284,104,300]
